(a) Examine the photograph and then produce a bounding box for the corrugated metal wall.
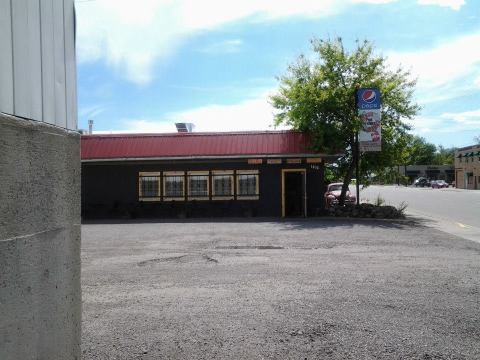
[0,0,77,130]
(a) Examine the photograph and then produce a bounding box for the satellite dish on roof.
[175,123,194,133]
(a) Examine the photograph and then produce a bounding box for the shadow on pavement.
[280,216,430,231]
[82,215,429,230]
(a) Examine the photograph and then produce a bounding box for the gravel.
[81,219,480,359]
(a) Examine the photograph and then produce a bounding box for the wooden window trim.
[187,171,209,200]
[138,172,161,201]
[236,170,259,200]
[212,170,234,199]
[163,171,185,201]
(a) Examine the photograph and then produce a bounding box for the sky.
[75,0,480,148]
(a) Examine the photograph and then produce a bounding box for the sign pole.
[355,131,360,206]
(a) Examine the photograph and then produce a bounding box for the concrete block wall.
[0,114,81,360]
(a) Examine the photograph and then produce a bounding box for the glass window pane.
[140,176,160,198]
[238,174,257,196]
[165,176,184,197]
[213,175,232,196]
[189,175,208,197]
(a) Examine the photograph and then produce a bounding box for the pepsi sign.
[356,88,381,109]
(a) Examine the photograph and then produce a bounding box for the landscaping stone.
[327,203,405,219]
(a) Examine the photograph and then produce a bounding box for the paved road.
[82,220,480,359]
[359,185,480,243]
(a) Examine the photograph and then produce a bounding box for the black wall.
[81,159,325,219]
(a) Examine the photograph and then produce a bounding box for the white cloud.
[417,0,465,11]
[78,104,106,119]
[76,0,348,85]
[405,116,443,134]
[76,0,470,86]
[351,0,396,4]
[474,76,480,88]
[200,39,243,54]
[387,31,480,103]
[102,91,289,133]
[441,109,480,128]
[407,109,480,136]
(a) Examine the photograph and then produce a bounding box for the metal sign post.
[355,131,360,205]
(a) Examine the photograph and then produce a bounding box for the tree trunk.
[339,137,357,206]
[339,157,356,206]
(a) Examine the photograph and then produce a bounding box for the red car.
[431,180,449,188]
[324,182,356,207]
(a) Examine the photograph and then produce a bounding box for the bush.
[374,194,385,206]
[327,203,406,219]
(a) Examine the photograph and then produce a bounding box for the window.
[138,172,160,201]
[237,170,259,199]
[187,171,209,200]
[212,171,234,199]
[164,172,185,200]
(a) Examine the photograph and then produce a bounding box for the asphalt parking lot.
[359,185,480,243]
[82,220,480,359]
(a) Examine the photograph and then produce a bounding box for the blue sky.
[76,0,480,147]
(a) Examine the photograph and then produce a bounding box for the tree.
[400,134,455,166]
[271,38,420,204]
[474,135,480,144]
[433,145,455,165]
[407,135,437,165]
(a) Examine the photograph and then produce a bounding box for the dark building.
[81,130,335,219]
[398,165,455,184]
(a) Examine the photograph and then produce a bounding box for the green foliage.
[406,135,437,164]
[324,164,339,183]
[433,145,455,165]
[271,37,420,201]
[397,134,455,166]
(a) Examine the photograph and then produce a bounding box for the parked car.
[324,182,356,207]
[431,180,449,188]
[414,177,431,187]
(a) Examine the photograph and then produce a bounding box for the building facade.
[455,144,480,189]
[81,131,334,219]
[398,165,455,184]
[0,1,80,359]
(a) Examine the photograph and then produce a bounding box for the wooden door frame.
[281,169,307,218]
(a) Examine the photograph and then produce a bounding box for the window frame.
[212,170,234,200]
[138,172,161,201]
[236,170,259,200]
[163,171,185,201]
[187,171,210,200]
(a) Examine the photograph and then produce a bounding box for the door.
[282,170,306,217]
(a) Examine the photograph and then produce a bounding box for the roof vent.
[175,123,194,133]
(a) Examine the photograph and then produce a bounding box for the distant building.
[398,165,454,184]
[81,131,337,218]
[455,144,480,189]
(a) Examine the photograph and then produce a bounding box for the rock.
[327,203,403,219]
